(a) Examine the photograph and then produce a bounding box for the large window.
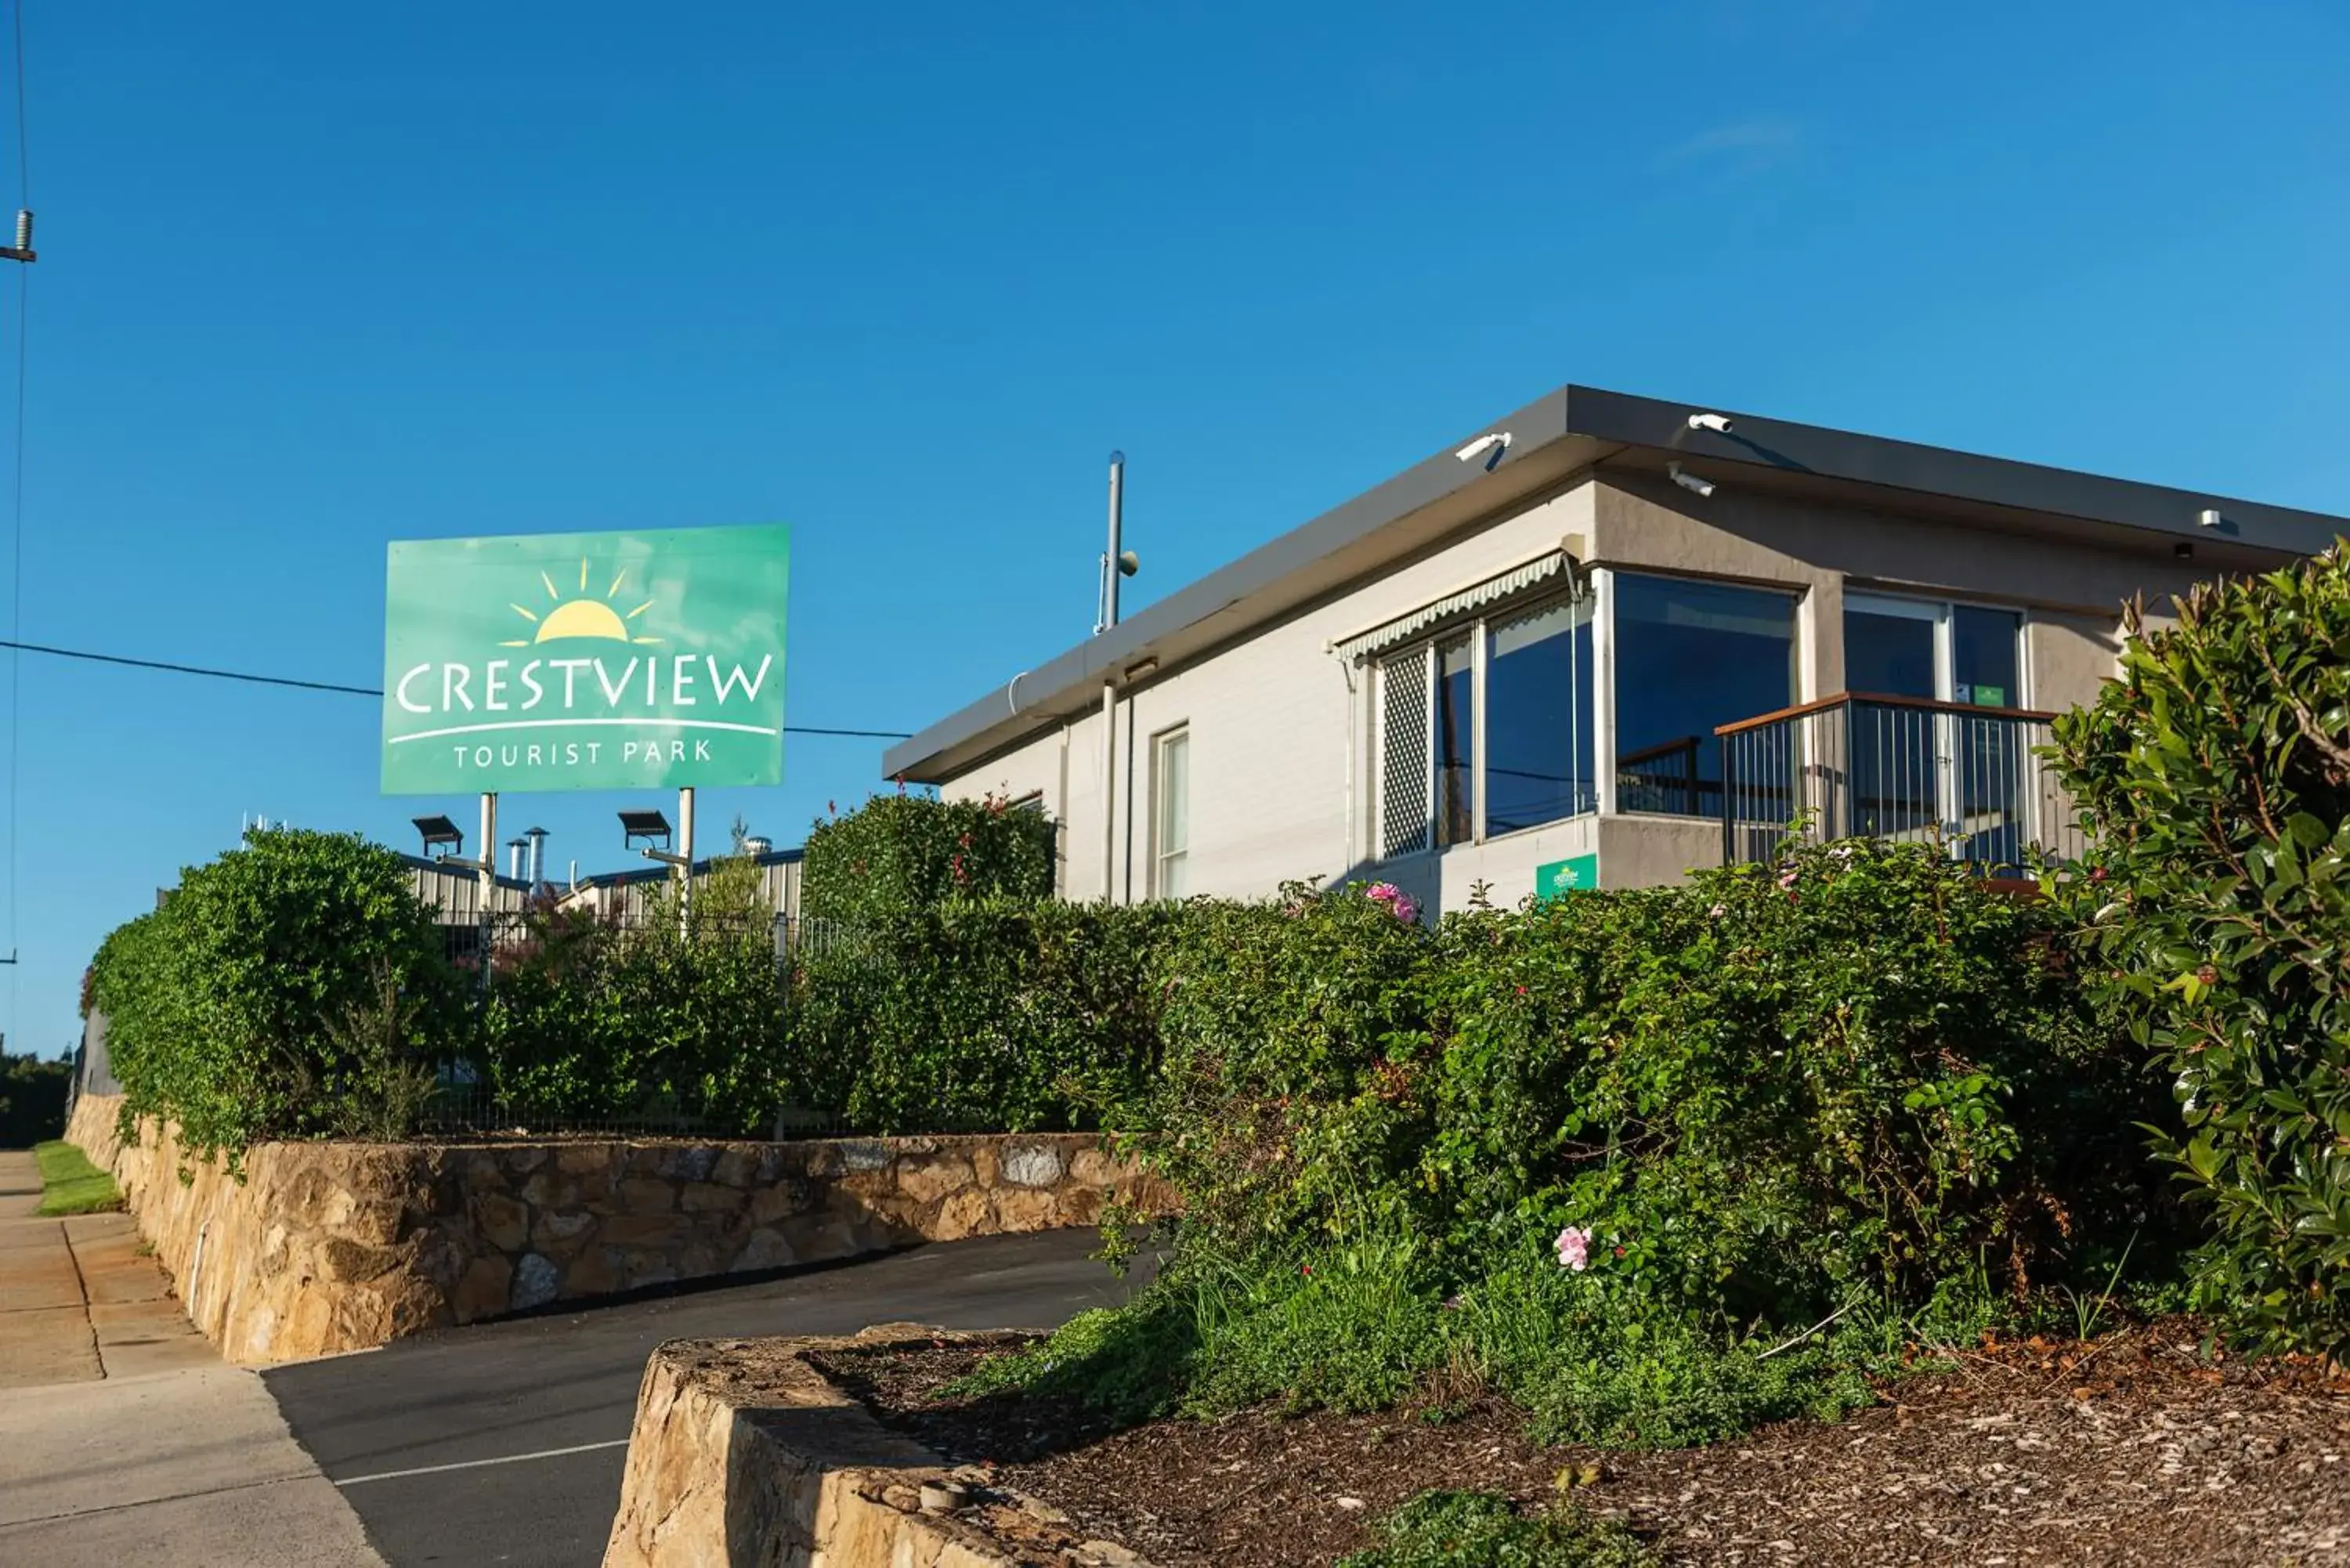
[1152,726,1190,898]
[1486,599,1596,834]
[1376,592,1594,856]
[1613,575,1798,817]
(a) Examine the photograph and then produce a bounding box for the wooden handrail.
[1715,689,2059,737]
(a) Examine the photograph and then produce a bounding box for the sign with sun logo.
[381,524,789,795]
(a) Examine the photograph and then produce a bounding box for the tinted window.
[1614,576,1797,816]
[1485,598,1594,834]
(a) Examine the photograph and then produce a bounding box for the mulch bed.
[810,1324,2350,1566]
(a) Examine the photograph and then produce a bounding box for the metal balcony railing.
[1715,692,2084,873]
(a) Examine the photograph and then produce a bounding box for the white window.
[1152,726,1190,898]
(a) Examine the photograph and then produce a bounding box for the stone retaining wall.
[63,1093,1168,1366]
[604,1328,1152,1567]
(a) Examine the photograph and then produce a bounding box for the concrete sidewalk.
[0,1147,385,1566]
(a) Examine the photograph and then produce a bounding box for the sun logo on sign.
[501,558,664,647]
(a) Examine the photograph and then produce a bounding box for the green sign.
[1535,853,1599,900]
[381,525,789,796]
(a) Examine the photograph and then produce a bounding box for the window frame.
[1149,723,1191,898]
[1372,583,1596,859]
[1608,569,1804,822]
[1842,590,2030,710]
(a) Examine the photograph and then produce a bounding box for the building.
[883,383,2346,912]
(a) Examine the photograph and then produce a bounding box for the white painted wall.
[941,474,2207,910]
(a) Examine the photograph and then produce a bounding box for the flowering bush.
[1420,839,2156,1323]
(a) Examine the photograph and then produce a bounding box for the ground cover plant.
[1336,1491,1657,1568]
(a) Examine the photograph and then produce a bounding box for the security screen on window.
[1614,575,1797,817]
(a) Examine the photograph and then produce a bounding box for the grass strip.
[33,1139,122,1216]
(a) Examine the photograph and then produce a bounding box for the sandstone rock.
[452,1255,512,1322]
[992,1188,1061,1233]
[317,1237,400,1284]
[1002,1144,1066,1187]
[557,1144,612,1175]
[619,1178,677,1213]
[929,1188,992,1241]
[473,1192,530,1252]
[520,1170,562,1209]
[732,1228,796,1272]
[533,1209,596,1245]
[510,1252,561,1311]
[505,1147,548,1175]
[749,1180,810,1227]
[680,1182,746,1215]
[622,1253,679,1292]
[602,1213,685,1248]
[898,1154,976,1206]
[564,1246,620,1299]
[1068,1147,1124,1188]
[712,1149,758,1188]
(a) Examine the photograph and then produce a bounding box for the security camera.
[1668,462,1716,499]
[1454,431,1512,463]
[1687,412,1734,435]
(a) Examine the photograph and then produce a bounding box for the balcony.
[1712,692,2084,873]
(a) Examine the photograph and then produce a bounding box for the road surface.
[264,1230,1146,1567]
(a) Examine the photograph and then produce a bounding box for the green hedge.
[1117,844,2153,1331]
[801,793,1055,924]
[788,898,1170,1133]
[90,827,463,1161]
[479,858,790,1136]
[2052,543,2350,1354]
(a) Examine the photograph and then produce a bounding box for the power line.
[0,637,913,739]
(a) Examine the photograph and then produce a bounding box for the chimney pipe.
[506,838,527,880]
[525,826,548,888]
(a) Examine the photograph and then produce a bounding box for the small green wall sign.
[1535,853,1599,899]
[381,524,789,796]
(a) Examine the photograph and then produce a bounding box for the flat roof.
[884,381,2348,783]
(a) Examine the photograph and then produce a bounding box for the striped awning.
[1331,548,1580,664]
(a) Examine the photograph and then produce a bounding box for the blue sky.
[5,0,2345,1053]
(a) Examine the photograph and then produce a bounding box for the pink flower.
[1554,1225,1592,1271]
[1365,883,1419,923]
[1776,865,1799,891]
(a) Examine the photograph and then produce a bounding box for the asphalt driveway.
[262,1230,1146,1567]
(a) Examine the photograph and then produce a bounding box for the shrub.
[1339,1491,1658,1568]
[2051,544,2350,1354]
[800,793,1054,924]
[481,855,790,1135]
[90,827,464,1161]
[1110,882,1437,1255]
[1421,840,2154,1325]
[788,898,1168,1133]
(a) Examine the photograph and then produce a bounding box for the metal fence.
[1717,692,2085,874]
